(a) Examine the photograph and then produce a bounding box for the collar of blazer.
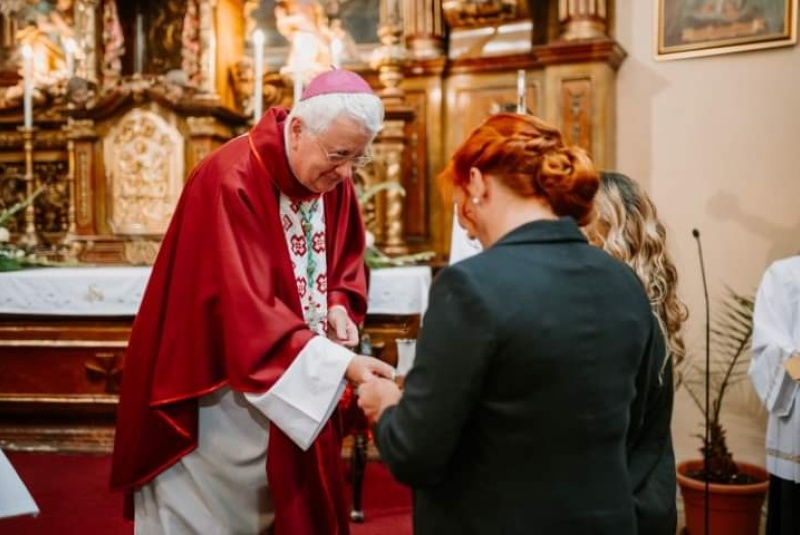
[494,217,588,247]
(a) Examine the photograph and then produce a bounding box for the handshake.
[344,355,402,423]
[344,355,394,386]
[329,307,403,421]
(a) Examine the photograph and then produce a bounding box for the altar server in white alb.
[749,256,800,535]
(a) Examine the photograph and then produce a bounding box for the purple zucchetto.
[300,70,375,101]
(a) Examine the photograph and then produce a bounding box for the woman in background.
[585,171,689,535]
[358,114,665,534]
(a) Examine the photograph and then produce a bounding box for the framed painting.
[656,0,798,60]
[250,0,380,70]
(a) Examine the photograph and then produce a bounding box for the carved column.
[559,0,608,41]
[199,0,219,97]
[372,107,414,254]
[403,0,445,59]
[75,0,100,82]
[66,119,98,236]
[372,1,408,106]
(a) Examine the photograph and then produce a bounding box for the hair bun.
[536,146,598,225]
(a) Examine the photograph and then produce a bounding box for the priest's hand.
[345,355,395,386]
[328,306,359,348]
[357,378,402,422]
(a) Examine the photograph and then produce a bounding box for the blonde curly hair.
[584,172,688,368]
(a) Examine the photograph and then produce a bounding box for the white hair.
[284,92,384,140]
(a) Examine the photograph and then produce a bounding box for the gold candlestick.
[60,122,80,260]
[17,126,38,248]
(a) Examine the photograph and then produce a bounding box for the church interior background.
[0,0,799,533]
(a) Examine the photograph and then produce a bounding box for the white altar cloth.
[0,266,431,317]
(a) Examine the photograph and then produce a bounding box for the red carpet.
[0,452,411,534]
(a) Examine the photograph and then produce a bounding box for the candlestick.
[516,69,526,114]
[18,126,38,248]
[252,30,264,122]
[22,44,33,129]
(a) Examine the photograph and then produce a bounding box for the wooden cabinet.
[0,314,418,453]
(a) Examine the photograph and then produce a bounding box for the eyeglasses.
[312,135,373,169]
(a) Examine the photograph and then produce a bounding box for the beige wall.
[614,1,800,465]
[616,0,800,349]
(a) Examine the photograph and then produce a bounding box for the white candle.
[135,13,144,73]
[252,30,265,122]
[330,36,343,69]
[516,69,526,114]
[293,72,302,105]
[22,44,33,129]
[64,38,76,78]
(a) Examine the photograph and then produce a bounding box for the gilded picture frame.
[655,0,798,60]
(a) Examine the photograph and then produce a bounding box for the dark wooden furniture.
[0,313,419,454]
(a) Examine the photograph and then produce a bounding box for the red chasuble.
[110,107,367,535]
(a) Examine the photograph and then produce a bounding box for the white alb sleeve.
[245,336,353,450]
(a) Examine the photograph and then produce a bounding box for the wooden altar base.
[0,313,419,453]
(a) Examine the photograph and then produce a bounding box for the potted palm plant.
[676,288,769,535]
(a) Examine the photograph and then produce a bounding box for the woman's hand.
[357,378,402,422]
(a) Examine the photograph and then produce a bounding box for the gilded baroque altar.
[0,0,623,265]
[0,0,626,457]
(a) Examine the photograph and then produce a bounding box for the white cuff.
[245,336,353,450]
[750,346,799,417]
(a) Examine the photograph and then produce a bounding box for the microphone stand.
[693,228,711,535]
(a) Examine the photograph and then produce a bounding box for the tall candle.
[64,38,76,78]
[22,44,33,129]
[252,30,265,122]
[293,72,302,105]
[516,69,526,114]
[135,13,144,73]
[330,36,343,69]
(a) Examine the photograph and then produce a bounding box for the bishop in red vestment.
[111,70,391,535]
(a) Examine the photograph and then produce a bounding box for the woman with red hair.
[359,114,665,534]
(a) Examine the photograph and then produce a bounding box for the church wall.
[615,1,800,463]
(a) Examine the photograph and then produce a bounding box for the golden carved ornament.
[123,239,161,265]
[103,110,184,235]
[442,0,519,29]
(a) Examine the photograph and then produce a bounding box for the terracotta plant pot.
[676,460,769,535]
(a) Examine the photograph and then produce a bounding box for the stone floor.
[671,382,768,534]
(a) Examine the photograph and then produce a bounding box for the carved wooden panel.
[74,140,95,234]
[0,160,68,240]
[33,161,69,237]
[402,90,429,241]
[560,77,593,154]
[0,162,26,233]
[447,72,542,160]
[0,313,420,453]
[103,109,185,235]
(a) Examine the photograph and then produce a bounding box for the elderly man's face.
[288,115,372,194]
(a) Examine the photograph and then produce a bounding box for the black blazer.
[374,218,663,535]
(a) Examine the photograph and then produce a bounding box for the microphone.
[692,228,711,535]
